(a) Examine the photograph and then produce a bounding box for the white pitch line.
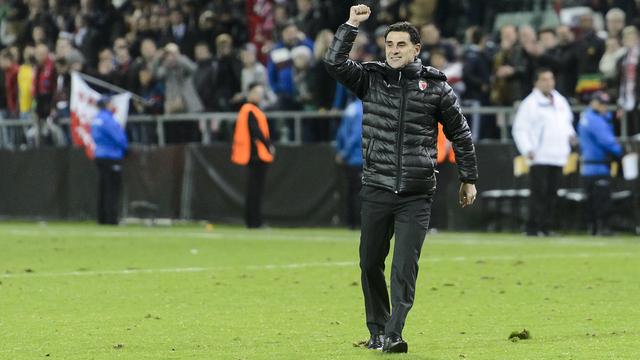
[2,228,637,247]
[0,252,634,279]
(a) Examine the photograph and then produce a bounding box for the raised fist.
[348,5,371,27]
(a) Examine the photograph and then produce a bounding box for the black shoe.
[382,335,407,353]
[367,333,384,350]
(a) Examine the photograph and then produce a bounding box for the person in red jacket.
[0,49,19,117]
[231,82,275,228]
[0,49,20,148]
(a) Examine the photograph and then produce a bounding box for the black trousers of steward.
[527,165,562,234]
[96,158,123,225]
[359,185,433,338]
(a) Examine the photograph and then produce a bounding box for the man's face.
[141,40,157,59]
[539,32,557,50]
[282,25,298,47]
[535,71,555,94]
[194,45,211,61]
[580,15,593,32]
[607,14,625,35]
[385,31,420,69]
[592,100,608,114]
[421,24,439,45]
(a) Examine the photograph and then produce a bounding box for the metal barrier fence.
[0,105,627,148]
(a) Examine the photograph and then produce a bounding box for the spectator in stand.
[267,21,313,110]
[373,25,388,60]
[195,10,221,50]
[605,8,626,41]
[291,45,314,110]
[154,42,202,114]
[240,43,277,108]
[128,38,157,95]
[294,0,324,40]
[571,11,606,103]
[536,28,564,77]
[490,24,528,105]
[555,24,578,98]
[18,46,35,121]
[113,37,132,88]
[616,25,640,136]
[462,26,493,140]
[418,23,454,67]
[92,48,119,85]
[0,49,19,118]
[214,33,243,111]
[133,68,164,116]
[193,42,219,112]
[31,25,53,49]
[430,50,464,97]
[55,36,73,60]
[131,68,163,144]
[33,44,56,122]
[310,29,337,111]
[161,8,197,59]
[518,24,538,93]
[600,36,626,97]
[0,49,19,148]
[153,42,203,143]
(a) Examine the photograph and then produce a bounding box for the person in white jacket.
[512,68,576,236]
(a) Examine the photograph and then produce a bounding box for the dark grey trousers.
[359,185,433,338]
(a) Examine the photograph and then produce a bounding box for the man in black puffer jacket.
[324,5,478,353]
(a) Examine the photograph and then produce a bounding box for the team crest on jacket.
[419,80,428,90]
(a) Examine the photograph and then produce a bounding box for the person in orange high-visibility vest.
[231,83,275,228]
[437,123,456,164]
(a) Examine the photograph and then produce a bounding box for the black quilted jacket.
[324,24,478,194]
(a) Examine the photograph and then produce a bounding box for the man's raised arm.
[323,5,372,99]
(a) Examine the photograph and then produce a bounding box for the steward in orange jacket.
[231,102,274,165]
[231,83,274,228]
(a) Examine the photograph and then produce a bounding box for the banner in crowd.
[70,72,131,158]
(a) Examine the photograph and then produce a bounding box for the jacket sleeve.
[323,24,370,99]
[438,82,478,183]
[105,117,128,152]
[512,100,534,156]
[591,114,623,158]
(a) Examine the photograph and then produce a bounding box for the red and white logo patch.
[419,80,428,91]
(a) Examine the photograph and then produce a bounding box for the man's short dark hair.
[534,67,554,81]
[385,22,421,45]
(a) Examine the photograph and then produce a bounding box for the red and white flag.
[70,72,131,158]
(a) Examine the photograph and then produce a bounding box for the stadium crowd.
[1,0,640,146]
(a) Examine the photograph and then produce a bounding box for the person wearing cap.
[513,68,576,236]
[578,91,623,235]
[92,96,128,225]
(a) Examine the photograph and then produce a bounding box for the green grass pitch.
[1,223,639,359]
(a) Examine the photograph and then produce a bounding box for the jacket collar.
[384,58,423,81]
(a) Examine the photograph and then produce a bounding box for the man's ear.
[413,43,421,57]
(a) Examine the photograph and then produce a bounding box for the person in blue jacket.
[335,97,363,229]
[578,91,623,235]
[92,96,128,225]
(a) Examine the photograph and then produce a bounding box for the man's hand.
[459,183,477,208]
[348,4,371,27]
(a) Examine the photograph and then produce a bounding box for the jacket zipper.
[395,71,407,193]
